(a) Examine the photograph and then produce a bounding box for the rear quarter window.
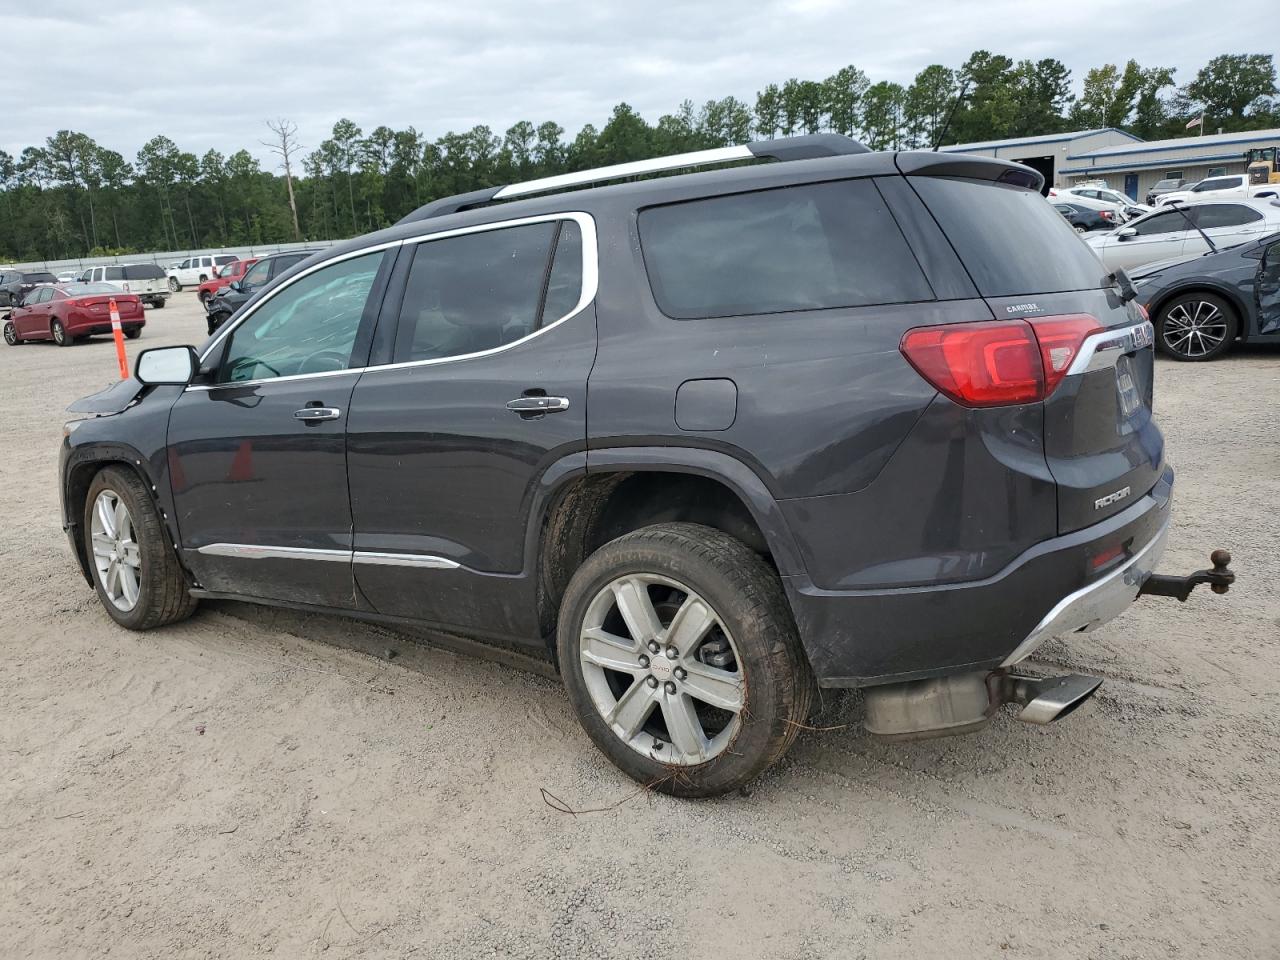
[638,179,934,319]
[910,177,1109,297]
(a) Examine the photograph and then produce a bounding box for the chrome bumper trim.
[1001,519,1170,667]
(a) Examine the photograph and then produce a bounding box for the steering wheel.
[297,348,349,374]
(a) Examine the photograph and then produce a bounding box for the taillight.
[1099,210,1114,220]
[900,315,1101,408]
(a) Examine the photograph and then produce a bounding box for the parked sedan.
[1086,199,1280,271]
[196,258,259,304]
[3,283,144,346]
[1052,202,1115,233]
[1132,230,1280,361]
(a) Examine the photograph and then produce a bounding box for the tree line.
[2,51,1276,263]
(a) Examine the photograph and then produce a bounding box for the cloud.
[0,0,1246,166]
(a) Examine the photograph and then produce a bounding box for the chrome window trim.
[1066,320,1154,376]
[196,543,462,570]
[191,212,597,391]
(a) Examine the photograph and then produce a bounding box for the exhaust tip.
[1012,674,1103,725]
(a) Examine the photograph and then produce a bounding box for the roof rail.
[396,134,870,224]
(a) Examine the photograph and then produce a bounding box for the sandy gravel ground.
[1,293,1277,959]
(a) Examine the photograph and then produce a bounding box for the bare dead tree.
[261,118,303,240]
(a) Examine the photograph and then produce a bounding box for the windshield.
[218,261,242,278]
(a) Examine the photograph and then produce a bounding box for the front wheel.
[198,290,212,304]
[3,321,19,345]
[1155,293,1238,362]
[84,466,197,630]
[168,277,180,293]
[557,523,812,797]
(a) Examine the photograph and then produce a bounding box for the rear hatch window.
[123,264,165,280]
[638,179,934,319]
[910,177,1111,297]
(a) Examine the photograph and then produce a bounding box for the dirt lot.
[1,292,1277,959]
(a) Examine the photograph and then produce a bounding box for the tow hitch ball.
[1139,549,1236,602]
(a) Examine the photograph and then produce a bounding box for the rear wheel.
[124,326,142,340]
[3,321,19,345]
[152,297,166,309]
[1155,292,1237,362]
[84,466,197,630]
[557,523,812,797]
[1073,224,1088,234]
[51,320,71,346]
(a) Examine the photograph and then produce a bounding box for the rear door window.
[1190,204,1264,229]
[910,177,1109,297]
[393,221,561,362]
[639,179,933,319]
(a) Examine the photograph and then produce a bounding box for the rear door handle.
[505,396,570,413]
[294,407,342,422]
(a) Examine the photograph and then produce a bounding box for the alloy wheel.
[90,489,142,612]
[1162,300,1228,358]
[3,322,16,345]
[52,321,67,345]
[579,573,745,766]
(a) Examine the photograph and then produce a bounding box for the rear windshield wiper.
[1109,266,1139,304]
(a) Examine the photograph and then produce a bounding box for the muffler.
[863,670,1103,740]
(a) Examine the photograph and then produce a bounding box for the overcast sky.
[4,0,1259,166]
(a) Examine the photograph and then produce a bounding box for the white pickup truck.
[77,263,171,308]
[1155,173,1280,206]
[166,254,238,292]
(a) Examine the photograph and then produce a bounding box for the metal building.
[941,127,1280,201]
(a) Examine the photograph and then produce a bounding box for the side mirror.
[135,345,197,385]
[1117,227,1138,241]
[229,280,242,293]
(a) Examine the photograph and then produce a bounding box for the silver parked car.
[1085,198,1280,272]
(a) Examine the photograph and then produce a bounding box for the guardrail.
[5,240,339,273]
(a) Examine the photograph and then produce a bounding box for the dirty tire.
[84,466,197,630]
[557,522,813,798]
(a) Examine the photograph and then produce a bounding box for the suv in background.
[0,269,57,309]
[59,135,1230,797]
[167,254,238,292]
[1146,178,1189,205]
[203,251,316,333]
[78,263,171,308]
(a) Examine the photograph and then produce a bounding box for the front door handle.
[294,407,342,422]
[505,396,570,414]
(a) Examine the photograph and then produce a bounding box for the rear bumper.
[785,466,1174,687]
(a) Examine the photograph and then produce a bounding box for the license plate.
[1116,356,1142,417]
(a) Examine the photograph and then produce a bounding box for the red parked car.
[3,283,144,347]
[196,258,258,304]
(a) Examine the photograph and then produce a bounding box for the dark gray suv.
[59,135,1230,796]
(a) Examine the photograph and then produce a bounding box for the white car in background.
[166,254,237,292]
[1085,198,1280,271]
[1155,174,1280,206]
[1050,185,1150,221]
[77,263,172,308]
